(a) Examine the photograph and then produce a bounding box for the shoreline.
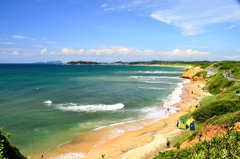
[82,80,208,159]
[31,78,209,159]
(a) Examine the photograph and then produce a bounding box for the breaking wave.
[54,103,125,112]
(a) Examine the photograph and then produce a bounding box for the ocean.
[0,64,187,156]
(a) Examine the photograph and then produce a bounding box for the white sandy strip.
[121,129,181,159]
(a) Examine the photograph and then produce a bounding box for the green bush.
[203,111,240,127]
[212,61,240,79]
[0,127,27,159]
[216,82,240,100]
[191,100,240,122]
[206,73,235,95]
[153,130,240,159]
[192,71,207,79]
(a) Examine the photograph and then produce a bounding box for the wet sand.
[31,80,210,159]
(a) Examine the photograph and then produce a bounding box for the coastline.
[31,77,209,159]
[82,80,208,159]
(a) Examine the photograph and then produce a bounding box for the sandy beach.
[31,79,210,159]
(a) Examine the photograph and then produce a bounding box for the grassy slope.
[153,61,240,159]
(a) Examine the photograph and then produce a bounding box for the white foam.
[164,82,183,109]
[182,79,191,84]
[51,153,88,159]
[43,100,52,104]
[128,76,143,78]
[55,103,124,112]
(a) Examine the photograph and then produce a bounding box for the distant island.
[33,61,63,65]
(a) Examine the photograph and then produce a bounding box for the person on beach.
[189,103,192,108]
[197,96,200,100]
[176,120,179,129]
[41,155,44,159]
[192,91,193,94]
[166,139,170,148]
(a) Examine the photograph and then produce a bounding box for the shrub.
[153,130,240,159]
[216,82,240,100]
[206,73,235,95]
[192,71,207,79]
[203,111,240,127]
[191,100,240,122]
[0,127,27,159]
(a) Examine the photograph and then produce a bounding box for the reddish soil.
[180,122,240,149]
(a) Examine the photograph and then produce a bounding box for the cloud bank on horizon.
[0,0,240,63]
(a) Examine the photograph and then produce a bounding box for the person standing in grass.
[182,119,185,124]
[176,120,179,129]
[166,139,170,148]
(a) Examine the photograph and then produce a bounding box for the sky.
[1,0,240,63]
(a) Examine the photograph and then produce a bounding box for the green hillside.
[153,60,240,159]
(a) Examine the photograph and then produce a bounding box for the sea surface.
[0,64,187,156]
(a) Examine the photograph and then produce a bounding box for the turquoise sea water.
[0,64,186,156]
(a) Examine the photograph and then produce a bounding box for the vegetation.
[191,100,240,122]
[179,113,191,124]
[192,70,207,79]
[206,73,236,95]
[127,60,214,66]
[153,60,240,159]
[0,127,27,159]
[212,61,240,78]
[66,60,215,66]
[154,130,240,159]
[66,60,107,65]
[203,111,240,127]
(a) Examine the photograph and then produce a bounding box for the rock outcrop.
[180,67,203,81]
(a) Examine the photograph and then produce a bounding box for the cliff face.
[180,67,203,81]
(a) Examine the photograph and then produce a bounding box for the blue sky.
[1,0,240,63]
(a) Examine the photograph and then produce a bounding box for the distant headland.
[64,60,217,66]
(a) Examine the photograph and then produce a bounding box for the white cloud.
[236,49,240,52]
[160,49,210,59]
[31,39,36,41]
[0,42,14,44]
[61,48,84,55]
[224,25,235,30]
[102,0,240,35]
[12,35,28,39]
[85,48,114,55]
[101,3,108,8]
[151,0,240,35]
[40,48,47,54]
[12,51,19,55]
[83,46,211,60]
[50,52,55,55]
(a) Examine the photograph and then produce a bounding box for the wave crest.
[55,103,125,112]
